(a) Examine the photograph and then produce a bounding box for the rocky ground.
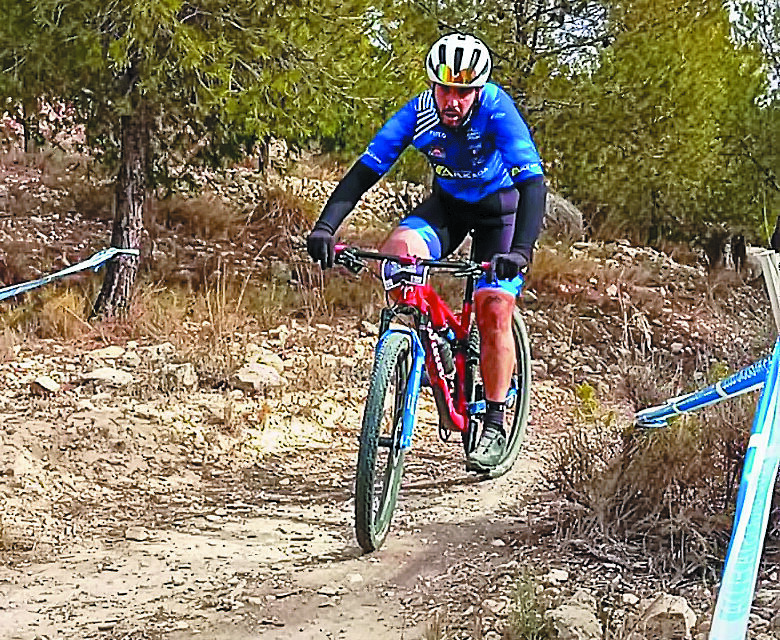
[1,161,779,639]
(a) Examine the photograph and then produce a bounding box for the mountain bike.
[334,244,532,552]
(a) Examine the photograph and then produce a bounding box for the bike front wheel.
[354,332,411,552]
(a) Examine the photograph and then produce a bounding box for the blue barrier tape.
[0,247,140,303]
[710,338,780,640]
[634,355,772,427]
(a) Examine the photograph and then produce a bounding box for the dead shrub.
[147,183,314,252]
[0,180,45,218]
[151,192,243,241]
[0,280,98,340]
[527,246,655,310]
[0,149,112,220]
[0,240,47,287]
[57,171,112,221]
[547,374,761,582]
[618,352,682,409]
[0,327,19,361]
[244,184,316,254]
[321,268,384,318]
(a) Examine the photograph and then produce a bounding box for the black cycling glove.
[490,250,530,280]
[306,221,336,269]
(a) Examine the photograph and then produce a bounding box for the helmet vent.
[453,47,463,74]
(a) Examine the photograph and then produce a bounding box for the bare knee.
[381,228,431,258]
[476,292,514,335]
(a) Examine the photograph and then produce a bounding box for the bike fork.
[374,327,426,451]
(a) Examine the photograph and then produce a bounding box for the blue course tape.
[710,338,780,640]
[0,247,140,303]
[634,356,772,427]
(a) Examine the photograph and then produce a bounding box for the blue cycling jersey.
[360,83,543,203]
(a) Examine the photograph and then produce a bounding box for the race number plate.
[380,259,429,291]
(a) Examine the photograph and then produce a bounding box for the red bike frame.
[394,282,474,432]
[335,245,488,435]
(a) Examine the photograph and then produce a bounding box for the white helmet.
[425,33,492,88]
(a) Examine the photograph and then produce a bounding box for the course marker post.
[709,337,780,640]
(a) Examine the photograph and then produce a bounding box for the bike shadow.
[400,472,490,493]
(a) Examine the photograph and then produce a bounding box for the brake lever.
[335,248,367,275]
[453,262,486,278]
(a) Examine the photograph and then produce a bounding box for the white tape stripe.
[0,247,139,302]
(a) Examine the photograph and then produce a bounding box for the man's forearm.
[316,161,382,233]
[511,177,546,259]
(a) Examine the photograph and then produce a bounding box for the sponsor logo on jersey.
[510,162,542,177]
[466,129,481,141]
[429,145,445,159]
[434,165,455,178]
[434,165,489,179]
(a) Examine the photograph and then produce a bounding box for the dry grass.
[546,368,762,582]
[0,278,99,340]
[150,193,243,241]
[147,183,315,249]
[527,246,657,302]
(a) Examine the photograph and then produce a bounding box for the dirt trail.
[1,373,559,640]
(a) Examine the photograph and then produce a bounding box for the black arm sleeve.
[510,177,547,259]
[314,160,383,234]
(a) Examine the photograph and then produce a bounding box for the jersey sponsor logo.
[429,130,446,138]
[510,162,542,177]
[434,165,455,178]
[466,129,481,141]
[428,145,445,159]
[434,165,489,179]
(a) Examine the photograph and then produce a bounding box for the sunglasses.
[435,64,476,85]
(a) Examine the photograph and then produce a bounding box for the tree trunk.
[92,110,148,318]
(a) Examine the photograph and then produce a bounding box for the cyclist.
[306,33,546,473]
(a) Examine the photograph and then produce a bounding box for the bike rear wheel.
[354,332,411,552]
[465,309,532,477]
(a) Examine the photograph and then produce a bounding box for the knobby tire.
[489,309,532,477]
[354,332,411,552]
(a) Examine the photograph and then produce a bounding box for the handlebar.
[334,244,490,276]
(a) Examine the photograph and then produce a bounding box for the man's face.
[433,84,479,128]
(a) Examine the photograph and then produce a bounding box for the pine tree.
[0,0,429,315]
